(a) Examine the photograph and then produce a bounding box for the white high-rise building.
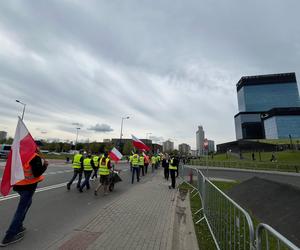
[196,126,205,156]
[208,140,215,153]
[163,140,174,152]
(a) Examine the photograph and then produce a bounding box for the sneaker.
[0,234,24,247]
[168,186,171,189]
[79,188,83,193]
[67,184,70,190]
[94,190,98,196]
[17,226,26,236]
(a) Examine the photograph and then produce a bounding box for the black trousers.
[139,165,144,176]
[68,169,83,188]
[91,167,99,179]
[145,163,149,174]
[164,167,169,180]
[170,169,176,189]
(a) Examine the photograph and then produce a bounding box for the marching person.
[79,154,95,192]
[168,155,179,189]
[162,154,169,180]
[138,153,145,176]
[129,154,133,172]
[144,153,150,174]
[0,149,48,247]
[131,152,140,184]
[90,154,100,180]
[151,154,156,173]
[94,152,111,195]
[155,154,161,169]
[67,150,84,190]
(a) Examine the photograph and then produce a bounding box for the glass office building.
[234,72,300,139]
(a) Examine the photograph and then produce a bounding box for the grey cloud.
[0,0,300,146]
[88,123,113,133]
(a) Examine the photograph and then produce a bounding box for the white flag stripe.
[11,118,27,185]
[111,147,123,159]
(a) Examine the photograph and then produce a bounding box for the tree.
[123,141,134,155]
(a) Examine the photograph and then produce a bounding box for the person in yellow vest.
[67,150,84,190]
[155,154,161,169]
[168,155,179,189]
[79,154,95,192]
[90,154,100,180]
[131,152,140,184]
[151,154,156,173]
[94,152,111,195]
[1,149,48,247]
[129,154,133,172]
[138,153,145,176]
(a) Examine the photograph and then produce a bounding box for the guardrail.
[256,223,299,250]
[179,165,299,250]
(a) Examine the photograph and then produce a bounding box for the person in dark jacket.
[162,154,169,180]
[0,152,48,247]
[168,155,179,189]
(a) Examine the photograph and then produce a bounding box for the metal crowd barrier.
[255,223,299,250]
[179,165,299,250]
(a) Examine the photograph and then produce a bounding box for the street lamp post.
[75,127,80,150]
[119,116,130,152]
[16,100,26,120]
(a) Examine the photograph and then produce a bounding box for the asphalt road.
[0,161,135,250]
[192,166,300,188]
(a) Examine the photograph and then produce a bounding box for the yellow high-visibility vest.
[72,154,83,169]
[83,158,93,171]
[99,157,110,175]
[169,158,177,170]
[132,154,139,167]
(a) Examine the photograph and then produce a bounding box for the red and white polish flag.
[0,118,37,196]
[109,147,123,162]
[131,134,150,151]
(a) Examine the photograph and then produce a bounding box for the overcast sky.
[0,0,300,148]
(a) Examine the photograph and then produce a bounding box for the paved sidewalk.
[49,170,179,250]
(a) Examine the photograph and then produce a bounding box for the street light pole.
[119,116,130,151]
[75,127,80,150]
[16,100,26,120]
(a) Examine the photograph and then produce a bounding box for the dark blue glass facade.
[238,82,300,112]
[264,116,300,139]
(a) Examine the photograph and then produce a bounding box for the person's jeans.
[164,167,169,180]
[80,171,92,190]
[6,188,36,237]
[68,169,83,188]
[91,167,99,179]
[139,165,144,176]
[131,167,140,184]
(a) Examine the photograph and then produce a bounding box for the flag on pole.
[0,117,37,196]
[131,134,150,151]
[109,147,123,162]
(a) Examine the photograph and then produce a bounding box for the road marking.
[0,181,78,202]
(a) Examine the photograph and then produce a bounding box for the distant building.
[178,143,191,155]
[103,139,111,142]
[163,140,174,152]
[208,140,215,153]
[0,131,7,141]
[234,72,300,139]
[196,126,205,156]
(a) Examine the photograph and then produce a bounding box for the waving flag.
[109,147,123,162]
[131,134,150,151]
[1,117,37,196]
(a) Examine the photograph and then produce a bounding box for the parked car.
[0,144,11,159]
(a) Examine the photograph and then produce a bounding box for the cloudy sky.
[0,0,300,148]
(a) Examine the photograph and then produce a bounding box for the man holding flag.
[0,118,48,247]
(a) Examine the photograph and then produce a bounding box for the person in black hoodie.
[1,149,48,247]
[162,154,169,180]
